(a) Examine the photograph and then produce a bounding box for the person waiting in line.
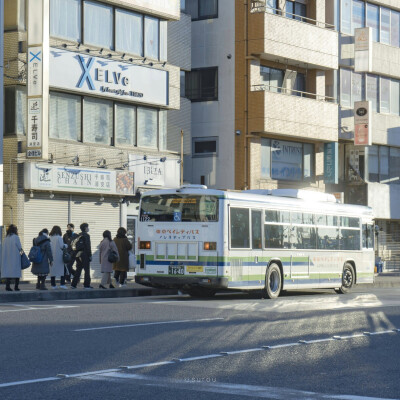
[63,223,77,282]
[49,225,68,289]
[113,227,132,287]
[99,230,119,289]
[1,224,23,291]
[31,229,53,291]
[71,223,92,289]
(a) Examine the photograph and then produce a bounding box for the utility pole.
[180,129,184,186]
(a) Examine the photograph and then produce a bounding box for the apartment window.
[83,97,113,144]
[137,108,158,148]
[193,137,218,157]
[352,0,365,32]
[144,16,159,60]
[391,11,400,47]
[84,1,113,49]
[366,3,379,42]
[366,74,379,112]
[340,68,352,107]
[294,73,306,96]
[4,86,26,135]
[187,0,218,21]
[286,1,306,22]
[180,71,186,97]
[368,145,400,184]
[49,92,81,141]
[380,7,391,45]
[50,0,81,42]
[260,66,284,92]
[380,77,391,114]
[186,67,218,101]
[181,0,186,12]
[159,110,167,151]
[261,139,314,181]
[352,71,364,103]
[341,0,351,34]
[115,9,143,56]
[391,80,400,115]
[115,103,136,146]
[266,0,277,14]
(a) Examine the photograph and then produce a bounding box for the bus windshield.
[140,194,219,222]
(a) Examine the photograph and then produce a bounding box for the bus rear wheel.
[263,264,282,299]
[187,287,216,298]
[336,263,355,294]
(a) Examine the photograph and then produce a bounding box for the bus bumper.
[135,275,229,290]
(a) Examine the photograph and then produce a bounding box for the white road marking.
[0,328,398,389]
[79,371,400,400]
[73,317,224,332]
[0,304,79,313]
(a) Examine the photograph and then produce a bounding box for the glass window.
[352,72,364,104]
[379,146,389,182]
[83,97,113,144]
[160,21,168,62]
[16,87,27,135]
[380,77,391,114]
[115,9,143,56]
[199,0,218,19]
[264,225,290,249]
[137,108,158,148]
[180,71,186,97]
[144,16,159,60]
[340,229,360,250]
[266,0,277,14]
[366,74,379,112]
[341,0,351,34]
[181,0,186,12]
[291,227,316,249]
[366,3,379,42]
[84,1,113,49]
[380,8,391,45]
[261,138,271,179]
[367,145,379,182]
[252,210,262,249]
[327,215,338,226]
[159,110,167,151]
[303,143,314,180]
[391,79,400,116]
[186,68,218,101]
[50,0,81,42]
[294,72,306,96]
[230,208,250,248]
[265,210,290,223]
[260,66,284,93]
[49,92,81,141]
[193,138,217,155]
[340,217,360,227]
[294,2,306,22]
[5,86,27,135]
[291,212,303,225]
[303,213,314,224]
[317,228,339,250]
[315,215,326,225]
[352,0,365,33]
[340,68,351,107]
[389,147,400,184]
[115,103,136,146]
[391,11,400,48]
[271,139,303,181]
[286,1,294,18]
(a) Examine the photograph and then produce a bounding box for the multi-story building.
[183,0,400,237]
[2,0,182,279]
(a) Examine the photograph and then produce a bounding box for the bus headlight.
[139,241,151,250]
[204,242,216,251]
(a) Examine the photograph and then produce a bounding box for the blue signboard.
[324,142,338,184]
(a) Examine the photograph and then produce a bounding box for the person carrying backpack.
[70,223,92,289]
[30,229,53,291]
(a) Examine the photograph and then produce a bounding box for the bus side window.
[251,210,262,249]
[230,208,250,248]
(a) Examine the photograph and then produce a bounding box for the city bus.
[135,185,375,298]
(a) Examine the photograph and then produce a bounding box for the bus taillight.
[204,242,216,251]
[139,241,151,250]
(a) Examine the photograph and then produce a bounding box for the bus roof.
[141,187,374,218]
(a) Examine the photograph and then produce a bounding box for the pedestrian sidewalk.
[0,280,177,303]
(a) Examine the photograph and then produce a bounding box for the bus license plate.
[169,266,184,275]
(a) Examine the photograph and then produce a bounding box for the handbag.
[108,249,119,263]
[21,250,31,270]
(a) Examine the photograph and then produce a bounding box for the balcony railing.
[250,3,335,30]
[251,84,337,103]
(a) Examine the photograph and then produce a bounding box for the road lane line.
[121,361,176,370]
[0,377,60,388]
[220,348,263,355]
[73,317,224,332]
[176,354,223,362]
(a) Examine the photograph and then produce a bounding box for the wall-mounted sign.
[129,154,180,189]
[354,101,372,146]
[24,163,134,196]
[324,142,338,184]
[354,27,372,72]
[49,48,169,106]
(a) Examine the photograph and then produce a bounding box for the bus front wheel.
[263,264,282,299]
[336,263,355,294]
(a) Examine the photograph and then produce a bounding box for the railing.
[251,83,337,103]
[250,3,335,30]
[377,232,400,271]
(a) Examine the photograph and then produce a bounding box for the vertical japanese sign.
[324,142,338,184]
[354,101,372,146]
[354,27,372,73]
[27,0,49,159]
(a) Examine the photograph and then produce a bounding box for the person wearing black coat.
[71,223,92,289]
[31,229,53,291]
[63,223,77,281]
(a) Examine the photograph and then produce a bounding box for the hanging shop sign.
[354,101,372,146]
[354,27,372,73]
[24,163,134,196]
[129,154,180,188]
[324,142,338,184]
[49,48,169,106]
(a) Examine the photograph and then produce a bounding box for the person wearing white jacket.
[49,226,67,289]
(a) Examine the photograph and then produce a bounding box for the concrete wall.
[368,183,400,220]
[168,12,191,71]
[190,0,235,189]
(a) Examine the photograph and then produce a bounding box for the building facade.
[183,0,400,237]
[3,0,183,280]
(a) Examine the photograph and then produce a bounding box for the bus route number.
[141,215,150,222]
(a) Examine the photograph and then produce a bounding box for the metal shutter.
[23,193,69,281]
[70,195,121,279]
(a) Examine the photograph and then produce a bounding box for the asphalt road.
[1,287,400,400]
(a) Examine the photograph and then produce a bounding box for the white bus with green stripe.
[135,185,374,298]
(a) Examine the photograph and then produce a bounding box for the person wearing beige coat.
[99,230,119,289]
